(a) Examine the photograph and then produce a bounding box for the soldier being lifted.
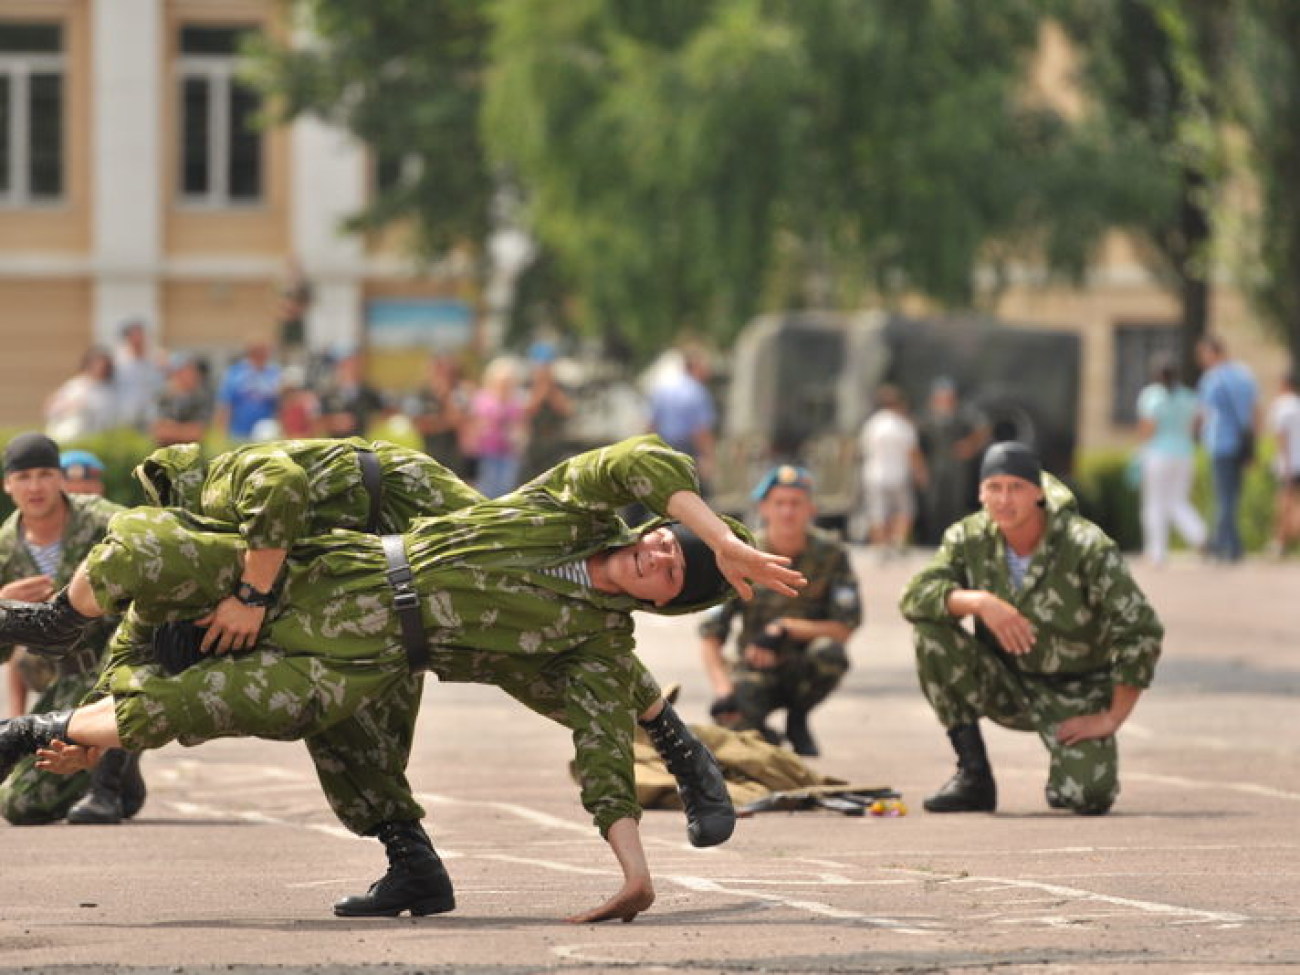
[900,441,1163,815]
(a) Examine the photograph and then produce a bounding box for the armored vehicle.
[713,311,1081,540]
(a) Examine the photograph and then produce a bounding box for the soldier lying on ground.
[0,435,805,923]
[900,441,1164,816]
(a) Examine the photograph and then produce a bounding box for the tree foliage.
[486,0,1172,357]
[246,0,493,258]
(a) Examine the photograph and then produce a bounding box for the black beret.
[3,432,61,474]
[979,441,1042,486]
[666,522,728,608]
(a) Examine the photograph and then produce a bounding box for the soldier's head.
[600,522,727,609]
[3,432,66,520]
[60,449,106,496]
[978,441,1046,537]
[752,464,816,540]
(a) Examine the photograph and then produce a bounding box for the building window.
[0,21,64,206]
[176,25,263,206]
[1112,322,1182,425]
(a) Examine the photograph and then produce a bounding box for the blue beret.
[60,449,105,475]
[752,464,814,501]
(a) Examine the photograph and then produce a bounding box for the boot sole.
[333,894,456,918]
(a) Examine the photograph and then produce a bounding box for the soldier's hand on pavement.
[742,644,780,670]
[198,596,266,655]
[35,739,102,775]
[977,595,1035,655]
[716,534,806,601]
[1056,712,1118,746]
[564,877,655,923]
[0,574,56,602]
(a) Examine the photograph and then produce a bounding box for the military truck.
[713,310,1081,540]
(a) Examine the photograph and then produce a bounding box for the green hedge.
[1073,444,1278,554]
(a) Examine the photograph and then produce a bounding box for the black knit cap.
[979,441,1042,487]
[3,432,61,474]
[666,522,728,607]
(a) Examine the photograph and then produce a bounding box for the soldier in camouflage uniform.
[899,441,1163,816]
[2,435,805,923]
[0,432,142,826]
[700,465,861,756]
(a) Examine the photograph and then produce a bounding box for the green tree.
[486,1,1171,358]
[1056,0,1237,377]
[247,0,494,259]
[1235,0,1300,369]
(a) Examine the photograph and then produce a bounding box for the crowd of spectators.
[37,323,590,501]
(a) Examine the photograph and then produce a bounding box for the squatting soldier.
[0,435,805,923]
[899,441,1164,816]
[0,432,143,826]
[700,464,861,757]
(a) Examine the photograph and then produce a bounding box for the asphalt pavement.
[1,549,1297,974]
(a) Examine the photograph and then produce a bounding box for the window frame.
[174,26,263,209]
[0,41,65,207]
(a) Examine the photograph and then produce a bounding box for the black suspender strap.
[356,447,383,534]
[381,533,429,674]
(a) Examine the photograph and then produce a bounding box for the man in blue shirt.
[1195,335,1259,562]
[213,336,282,442]
[648,348,717,492]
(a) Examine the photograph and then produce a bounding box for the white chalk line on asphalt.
[891,869,1249,928]
[163,787,1257,932]
[1126,771,1300,802]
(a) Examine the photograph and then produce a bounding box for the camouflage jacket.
[134,437,481,548]
[271,434,752,834]
[699,526,861,655]
[0,493,123,672]
[899,475,1163,688]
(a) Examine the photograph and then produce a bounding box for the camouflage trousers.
[84,507,663,835]
[733,637,850,727]
[913,621,1119,812]
[0,670,95,824]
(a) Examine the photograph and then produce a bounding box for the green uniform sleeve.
[226,447,310,550]
[899,521,969,623]
[824,546,863,630]
[1082,538,1164,688]
[537,434,700,517]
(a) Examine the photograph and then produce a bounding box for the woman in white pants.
[1136,358,1207,565]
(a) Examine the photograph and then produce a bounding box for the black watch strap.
[234,581,274,608]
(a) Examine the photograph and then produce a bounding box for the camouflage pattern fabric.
[699,526,860,724]
[0,492,122,823]
[134,437,484,547]
[85,436,735,836]
[899,475,1164,810]
[0,669,96,824]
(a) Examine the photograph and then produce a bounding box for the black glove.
[751,625,787,652]
[709,693,741,719]
[151,620,210,675]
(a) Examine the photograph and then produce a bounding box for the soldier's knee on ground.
[806,636,850,680]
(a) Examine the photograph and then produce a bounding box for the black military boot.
[120,752,147,820]
[784,708,819,757]
[151,621,209,674]
[0,709,74,783]
[0,591,94,656]
[640,701,736,847]
[333,820,456,918]
[66,748,134,824]
[923,723,998,813]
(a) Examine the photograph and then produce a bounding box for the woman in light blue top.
[1136,358,1207,565]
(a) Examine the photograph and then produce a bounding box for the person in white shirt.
[859,384,928,558]
[1267,370,1300,556]
[113,319,165,433]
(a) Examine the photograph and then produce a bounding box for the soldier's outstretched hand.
[715,533,806,601]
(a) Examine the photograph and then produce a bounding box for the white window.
[0,21,64,206]
[176,25,263,206]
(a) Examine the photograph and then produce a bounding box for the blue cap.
[60,449,105,475]
[751,464,814,501]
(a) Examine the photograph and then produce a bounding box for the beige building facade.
[0,1,1287,447]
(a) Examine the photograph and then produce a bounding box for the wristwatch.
[234,581,274,608]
